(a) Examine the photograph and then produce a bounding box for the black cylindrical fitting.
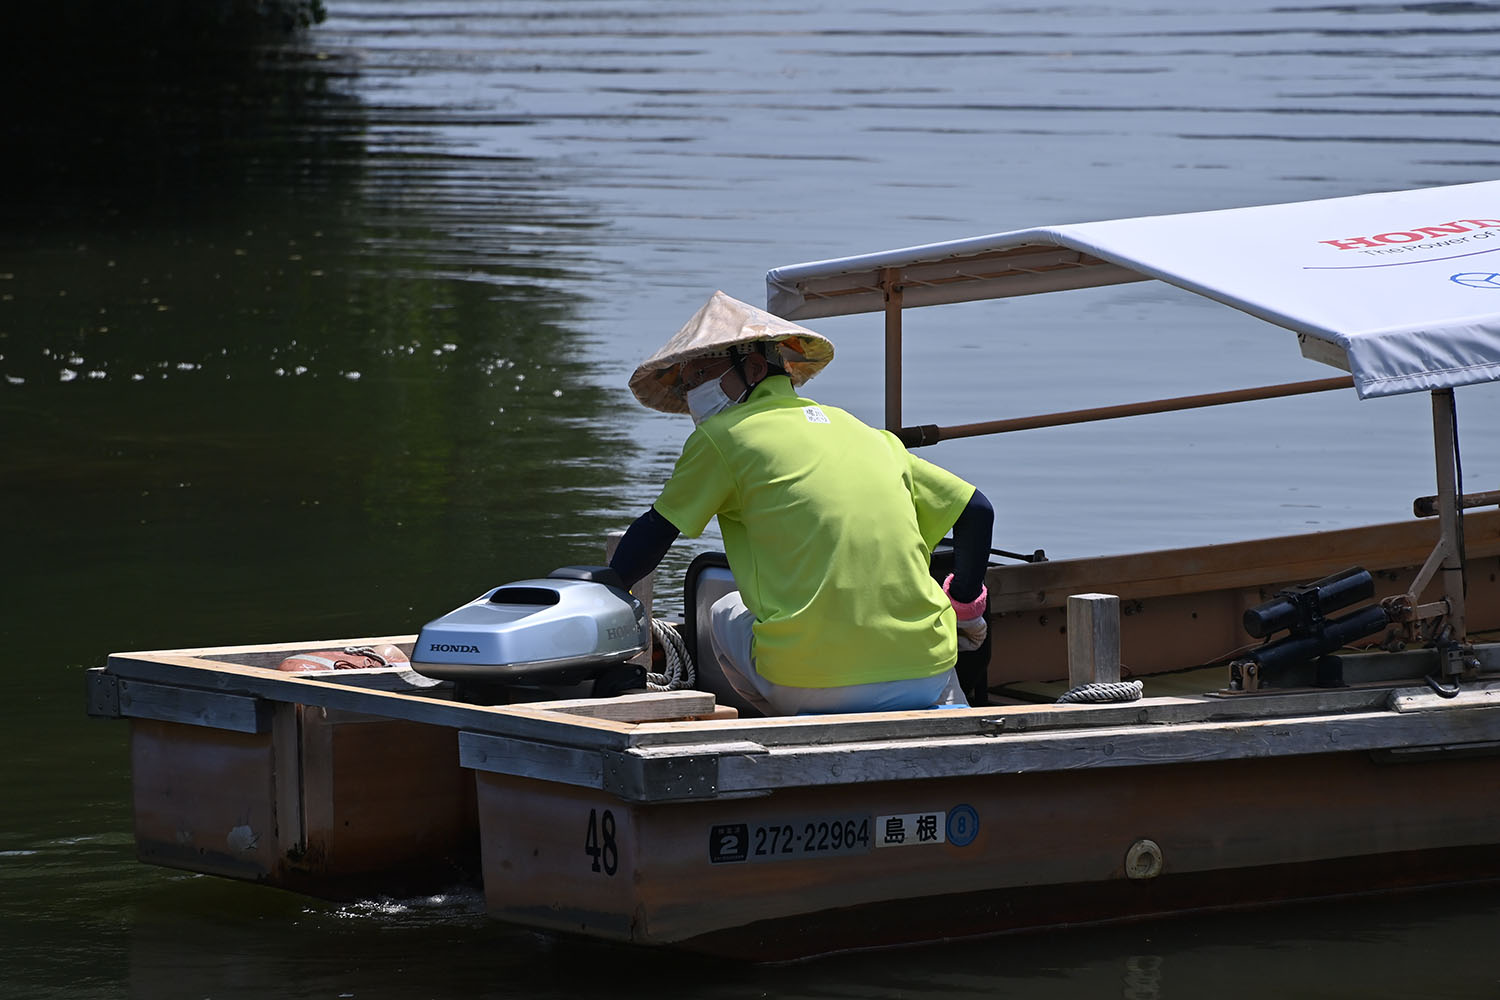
[1247,603,1391,674]
[1242,566,1376,638]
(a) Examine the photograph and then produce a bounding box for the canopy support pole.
[882,268,903,432]
[1430,388,1469,675]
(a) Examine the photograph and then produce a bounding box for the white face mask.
[684,373,744,425]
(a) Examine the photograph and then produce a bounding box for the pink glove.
[943,574,989,652]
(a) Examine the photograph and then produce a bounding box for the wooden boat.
[89,181,1500,959]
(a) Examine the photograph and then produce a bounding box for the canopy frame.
[784,225,1480,665]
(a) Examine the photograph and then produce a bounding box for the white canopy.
[766,180,1500,398]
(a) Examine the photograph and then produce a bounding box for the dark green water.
[5,2,1500,996]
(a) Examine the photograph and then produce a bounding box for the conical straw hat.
[628,291,835,413]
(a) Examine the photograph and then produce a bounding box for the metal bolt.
[1125,839,1163,880]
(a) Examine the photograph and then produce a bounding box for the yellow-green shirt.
[653,376,974,688]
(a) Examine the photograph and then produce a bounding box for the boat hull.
[88,512,1500,959]
[474,747,1500,958]
[128,707,478,897]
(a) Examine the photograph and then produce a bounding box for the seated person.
[610,291,993,715]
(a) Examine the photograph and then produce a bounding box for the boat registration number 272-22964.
[708,809,965,864]
[708,818,872,863]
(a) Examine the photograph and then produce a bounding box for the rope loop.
[646,618,696,692]
[1056,679,1143,704]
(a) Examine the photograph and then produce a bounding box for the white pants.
[709,591,968,716]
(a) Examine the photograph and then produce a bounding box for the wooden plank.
[1389,680,1500,713]
[117,678,270,734]
[462,734,771,801]
[103,653,641,749]
[129,719,282,881]
[707,706,1500,797]
[623,685,1400,750]
[466,701,1500,802]
[988,510,1500,613]
[298,708,475,877]
[459,731,605,788]
[607,741,772,801]
[473,773,643,943]
[533,691,717,722]
[271,703,304,858]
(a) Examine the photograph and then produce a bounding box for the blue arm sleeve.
[948,488,994,603]
[608,506,681,591]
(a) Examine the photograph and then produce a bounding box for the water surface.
[4,2,1500,997]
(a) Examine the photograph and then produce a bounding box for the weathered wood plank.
[460,731,605,788]
[271,704,303,857]
[299,708,475,876]
[117,678,270,734]
[532,690,717,722]
[129,719,282,881]
[459,702,1500,801]
[709,706,1500,797]
[607,741,771,801]
[1389,680,1500,712]
[625,686,1401,750]
[988,510,1500,613]
[460,733,772,800]
[104,653,642,749]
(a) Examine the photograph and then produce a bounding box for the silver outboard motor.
[411,566,648,697]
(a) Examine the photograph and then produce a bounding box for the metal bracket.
[602,749,719,802]
[85,667,120,719]
[601,741,768,802]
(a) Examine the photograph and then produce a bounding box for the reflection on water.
[1,16,640,999]
[0,13,635,653]
[111,878,1500,999]
[5,3,1500,998]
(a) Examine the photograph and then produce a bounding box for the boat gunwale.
[461,683,1500,801]
[99,644,1500,751]
[988,508,1500,611]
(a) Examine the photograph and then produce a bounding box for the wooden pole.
[1413,487,1500,518]
[1067,593,1121,690]
[883,268,903,433]
[898,375,1355,447]
[1431,389,1468,670]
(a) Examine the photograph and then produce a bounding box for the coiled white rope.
[646,618,696,692]
[1056,679,1143,704]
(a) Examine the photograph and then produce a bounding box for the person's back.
[611,290,992,716]
[656,375,968,689]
